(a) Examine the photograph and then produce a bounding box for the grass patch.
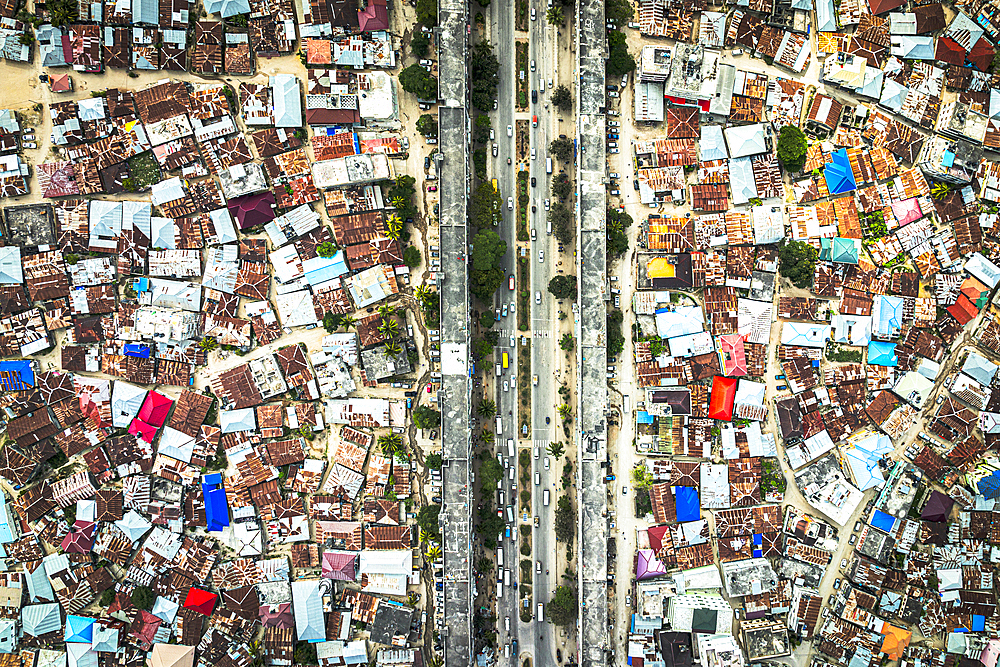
[517,171,530,241]
[518,334,531,434]
[517,258,530,332]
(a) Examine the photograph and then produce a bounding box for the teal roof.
[867,340,898,367]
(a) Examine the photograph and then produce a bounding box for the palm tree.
[481,429,495,445]
[378,318,400,338]
[419,527,433,543]
[383,341,402,356]
[391,196,407,209]
[386,218,403,241]
[378,433,402,457]
[428,657,444,667]
[547,442,565,458]
[930,182,951,201]
[339,314,357,330]
[378,304,396,319]
[558,404,572,420]
[546,6,563,23]
[477,398,497,418]
[425,544,441,560]
[414,285,432,302]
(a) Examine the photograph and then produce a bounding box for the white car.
[544,199,550,211]
[530,60,536,71]
[503,381,509,392]
[531,148,536,160]
[507,197,514,210]
[492,144,498,156]
[507,124,513,137]
[538,250,544,263]
[543,457,550,470]
[535,291,541,304]
[530,7,536,19]
[490,128,495,140]
[23,142,36,149]
[510,336,515,347]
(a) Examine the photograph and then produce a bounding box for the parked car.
[833,578,841,590]
[538,250,544,263]
[493,144,498,156]
[775,374,785,379]
[849,534,857,545]
[424,156,431,169]
[427,185,437,191]
[544,199,550,211]
[622,486,628,495]
[854,521,862,531]
[840,558,848,568]
[608,91,619,98]
[531,176,536,187]
[530,7,536,18]
[23,142,36,149]
[507,124,513,136]
[776,384,787,391]
[606,84,618,91]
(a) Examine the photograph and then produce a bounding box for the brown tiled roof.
[666,104,700,139]
[265,439,305,467]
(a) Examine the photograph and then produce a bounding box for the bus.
[496,416,503,435]
[503,569,510,587]
[546,158,552,174]
[502,352,509,369]
[491,178,499,193]
[507,439,515,457]
[498,547,504,567]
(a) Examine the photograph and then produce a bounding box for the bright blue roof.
[971,615,986,632]
[204,472,222,485]
[65,615,95,643]
[871,509,896,533]
[977,470,1000,499]
[867,340,898,367]
[123,344,151,359]
[0,360,33,391]
[823,148,857,195]
[202,478,230,532]
[636,411,654,424]
[675,486,700,522]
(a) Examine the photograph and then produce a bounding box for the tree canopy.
[411,31,430,58]
[415,0,437,25]
[554,495,574,542]
[776,125,808,173]
[416,114,438,137]
[470,41,500,113]
[413,405,441,429]
[607,309,625,357]
[399,64,438,100]
[605,0,634,25]
[549,137,573,162]
[547,586,578,625]
[552,172,572,200]
[387,175,418,220]
[551,85,572,113]
[778,240,818,289]
[425,453,442,470]
[316,241,337,258]
[131,585,155,610]
[470,229,508,302]
[470,181,501,228]
[607,206,633,258]
[403,246,421,267]
[417,504,441,542]
[606,31,635,77]
[480,457,503,489]
[549,204,574,246]
[548,275,577,300]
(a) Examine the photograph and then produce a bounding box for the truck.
[491,178,499,193]
[507,438,515,457]
[502,351,509,369]
[546,217,552,235]
[496,416,503,435]
[537,603,544,622]
[532,114,538,127]
[498,547,504,566]
[505,526,511,540]
[623,394,630,416]
[503,569,510,587]
[543,489,550,506]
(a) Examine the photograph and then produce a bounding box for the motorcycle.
[546,417,550,424]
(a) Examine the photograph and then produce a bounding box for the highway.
[488,0,573,664]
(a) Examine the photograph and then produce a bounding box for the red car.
[426,383,433,393]
[508,275,515,290]
[427,186,437,191]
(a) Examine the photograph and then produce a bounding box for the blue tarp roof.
[675,486,700,522]
[123,344,151,359]
[867,340,898,367]
[977,470,1000,499]
[871,509,896,533]
[823,148,857,195]
[202,477,230,532]
[0,360,34,391]
[971,615,986,632]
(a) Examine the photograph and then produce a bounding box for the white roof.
[781,322,831,348]
[966,252,1000,288]
[110,381,146,429]
[0,247,23,284]
[292,580,327,642]
[151,597,180,623]
[115,510,152,542]
[157,427,196,463]
[962,350,998,386]
[220,408,257,433]
[724,123,768,158]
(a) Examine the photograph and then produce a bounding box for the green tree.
[554,495,574,542]
[473,147,488,180]
[478,398,498,417]
[548,275,577,300]
[323,312,343,333]
[403,246,422,267]
[552,173,573,200]
[607,206,633,258]
[474,114,492,144]
[560,333,575,351]
[413,405,441,429]
[399,64,438,100]
[778,240,818,289]
[605,0,634,25]
[470,229,508,302]
[547,442,565,458]
[378,432,403,457]
[130,585,155,610]
[630,464,654,490]
[546,5,564,23]
[549,137,574,162]
[480,310,496,329]
[294,642,317,665]
[471,181,502,228]
[417,504,442,542]
[776,125,808,173]
[551,85,572,112]
[198,336,218,352]
[411,31,431,58]
[470,41,501,113]
[547,585,578,625]
[550,204,574,246]
[472,337,494,360]
[480,457,503,489]
[387,175,418,220]
[416,113,438,137]
[606,31,635,77]
[426,453,443,470]
[317,241,337,257]
[99,589,116,607]
[607,310,624,357]
[415,0,437,25]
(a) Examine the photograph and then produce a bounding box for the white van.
[543,489,550,506]
[496,363,502,376]
[534,472,540,485]
[503,569,510,586]
[505,617,510,631]
[496,417,503,435]
[537,603,544,622]
[507,438,515,456]
[498,547,504,567]
[546,157,552,174]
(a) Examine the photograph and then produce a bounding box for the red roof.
[934,36,966,65]
[60,520,96,553]
[183,587,217,615]
[946,294,978,325]
[708,376,738,421]
[718,333,748,377]
[128,419,158,444]
[968,37,994,72]
[138,391,173,428]
[50,73,73,93]
[358,0,389,31]
[867,0,904,14]
[647,524,670,553]
[228,191,276,229]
